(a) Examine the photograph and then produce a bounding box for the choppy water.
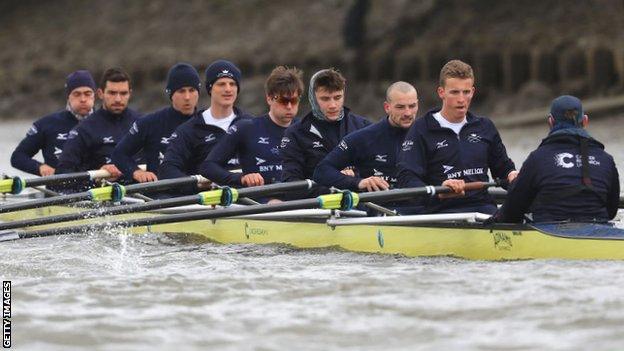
[2,116,624,351]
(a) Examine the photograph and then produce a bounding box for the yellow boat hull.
[3,205,624,261]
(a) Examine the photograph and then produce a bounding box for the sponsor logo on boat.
[244,223,268,239]
[257,137,270,144]
[492,232,512,251]
[377,229,384,248]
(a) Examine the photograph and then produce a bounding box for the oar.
[0,181,496,241]
[0,176,205,214]
[0,169,112,195]
[0,180,315,230]
[488,188,624,207]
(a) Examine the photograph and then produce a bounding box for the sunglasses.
[272,95,300,105]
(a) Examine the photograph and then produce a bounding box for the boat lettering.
[244,223,268,239]
[492,232,513,251]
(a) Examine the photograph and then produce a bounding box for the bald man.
[313,81,418,193]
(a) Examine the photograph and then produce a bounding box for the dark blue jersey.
[10,110,79,175]
[57,107,141,174]
[158,106,252,195]
[200,114,287,186]
[397,109,516,214]
[497,133,619,223]
[112,106,192,181]
[313,117,406,191]
[279,107,371,198]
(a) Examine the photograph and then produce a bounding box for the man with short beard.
[11,70,96,176]
[57,68,141,187]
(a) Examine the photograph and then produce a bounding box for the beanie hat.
[165,63,201,99]
[64,70,96,97]
[550,95,583,127]
[204,60,241,95]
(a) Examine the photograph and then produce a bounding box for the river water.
[1,116,624,351]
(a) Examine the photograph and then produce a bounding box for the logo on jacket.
[554,153,574,168]
[129,122,139,135]
[442,164,454,174]
[102,136,115,144]
[257,137,270,144]
[280,137,290,148]
[375,154,387,162]
[312,141,323,148]
[436,139,448,149]
[373,168,384,176]
[159,152,164,162]
[401,140,413,151]
[467,133,482,143]
[27,125,38,136]
[227,125,237,134]
[339,140,348,151]
[255,157,266,165]
[105,157,112,164]
[54,146,62,158]
[68,130,79,139]
[160,136,172,144]
[56,133,69,140]
[309,125,323,139]
[205,134,216,143]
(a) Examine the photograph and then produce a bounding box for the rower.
[56,68,141,189]
[397,60,517,214]
[313,81,417,197]
[10,70,96,177]
[112,63,201,183]
[158,59,253,195]
[200,66,304,192]
[491,95,620,223]
[279,68,371,199]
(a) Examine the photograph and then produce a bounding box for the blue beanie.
[204,60,241,95]
[64,70,96,97]
[550,95,583,127]
[165,63,201,99]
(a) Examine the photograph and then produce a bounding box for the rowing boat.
[2,200,623,261]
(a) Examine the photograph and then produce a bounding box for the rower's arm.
[56,127,91,174]
[200,128,243,186]
[313,138,361,191]
[158,129,197,195]
[10,122,46,175]
[279,131,307,183]
[607,163,620,220]
[112,121,145,181]
[396,133,427,189]
[487,123,516,188]
[497,156,538,223]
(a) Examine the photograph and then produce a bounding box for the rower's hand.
[100,164,123,181]
[341,168,355,177]
[507,170,519,183]
[439,179,465,199]
[241,173,265,187]
[39,164,55,177]
[358,176,389,192]
[133,169,158,183]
